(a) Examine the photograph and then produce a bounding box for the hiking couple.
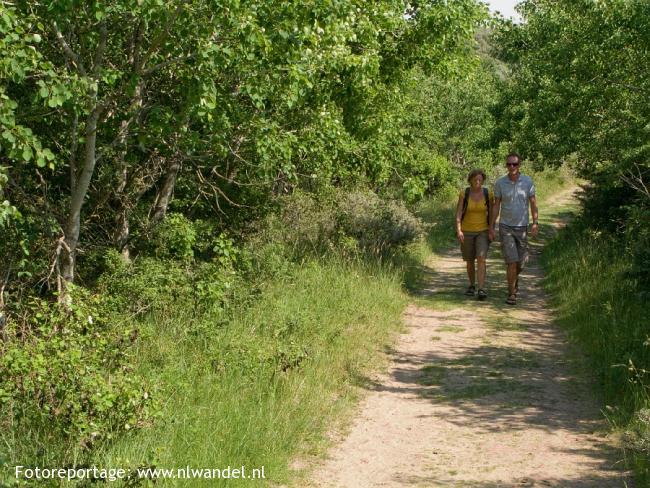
[454,153,539,305]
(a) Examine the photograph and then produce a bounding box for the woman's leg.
[477,256,486,289]
[466,260,476,286]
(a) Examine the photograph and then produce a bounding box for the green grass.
[437,325,464,333]
[541,220,650,483]
[86,258,408,487]
[486,314,526,332]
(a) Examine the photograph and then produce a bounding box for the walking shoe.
[464,285,476,296]
[477,289,487,301]
[505,294,517,305]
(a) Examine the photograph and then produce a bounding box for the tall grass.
[91,257,408,486]
[541,220,650,483]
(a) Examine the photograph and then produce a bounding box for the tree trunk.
[150,159,180,224]
[113,165,131,261]
[61,102,100,286]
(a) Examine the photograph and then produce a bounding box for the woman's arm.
[455,195,465,243]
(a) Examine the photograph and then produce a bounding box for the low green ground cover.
[542,211,650,483]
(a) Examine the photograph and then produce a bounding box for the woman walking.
[455,169,494,301]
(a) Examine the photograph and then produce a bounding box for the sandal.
[477,289,487,301]
[464,285,476,296]
[505,294,517,305]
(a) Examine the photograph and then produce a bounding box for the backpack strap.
[460,187,470,222]
[483,187,490,225]
[462,187,491,225]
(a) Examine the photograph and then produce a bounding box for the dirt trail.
[310,188,632,487]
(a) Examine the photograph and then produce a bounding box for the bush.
[248,189,425,264]
[0,286,154,461]
[149,212,197,260]
[337,191,424,256]
[99,248,239,318]
[626,205,650,288]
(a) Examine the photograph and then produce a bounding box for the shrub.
[0,286,154,460]
[626,205,650,288]
[99,248,238,318]
[149,212,197,260]
[337,191,424,256]
[248,189,425,263]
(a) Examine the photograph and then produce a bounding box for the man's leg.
[513,227,528,294]
[500,224,519,302]
[514,262,523,294]
[507,262,518,295]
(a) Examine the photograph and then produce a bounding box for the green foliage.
[542,219,650,479]
[0,0,497,300]
[0,2,57,170]
[251,190,425,264]
[0,286,154,463]
[492,1,650,288]
[100,248,238,319]
[0,166,18,226]
[149,212,197,261]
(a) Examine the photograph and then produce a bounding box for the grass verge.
[541,212,650,484]
[87,258,408,487]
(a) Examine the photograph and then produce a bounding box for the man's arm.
[529,195,539,237]
[489,197,501,241]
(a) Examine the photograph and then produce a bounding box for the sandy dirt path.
[310,189,633,487]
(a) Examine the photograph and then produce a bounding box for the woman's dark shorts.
[461,230,490,261]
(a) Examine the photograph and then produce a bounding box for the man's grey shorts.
[499,224,528,264]
[461,231,490,261]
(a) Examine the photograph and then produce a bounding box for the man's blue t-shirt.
[494,174,536,227]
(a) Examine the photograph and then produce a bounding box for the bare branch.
[52,21,87,77]
[45,233,70,298]
[621,163,650,202]
[195,168,249,208]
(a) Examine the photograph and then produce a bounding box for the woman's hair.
[467,168,486,183]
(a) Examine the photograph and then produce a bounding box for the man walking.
[489,153,539,305]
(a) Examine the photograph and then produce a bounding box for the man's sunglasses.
[506,163,520,167]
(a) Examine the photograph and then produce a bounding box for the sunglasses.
[506,163,520,167]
